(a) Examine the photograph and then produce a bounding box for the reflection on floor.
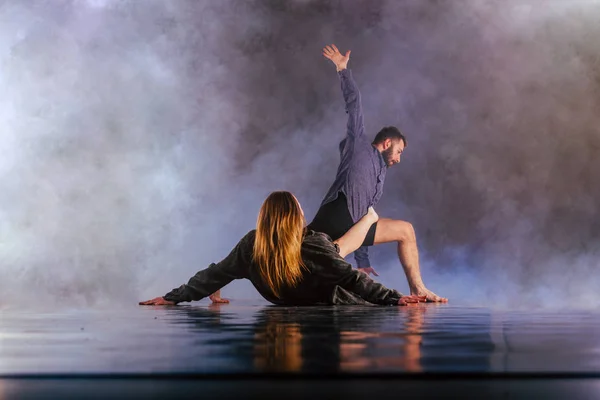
[1,302,599,398]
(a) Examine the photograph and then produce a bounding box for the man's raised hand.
[322,44,350,72]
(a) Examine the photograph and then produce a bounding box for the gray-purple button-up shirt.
[320,69,387,268]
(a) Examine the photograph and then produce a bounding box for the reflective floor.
[1,302,600,398]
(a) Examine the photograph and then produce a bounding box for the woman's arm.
[311,235,425,306]
[139,231,254,305]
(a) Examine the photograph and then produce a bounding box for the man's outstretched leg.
[374,218,447,302]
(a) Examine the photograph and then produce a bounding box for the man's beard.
[381,147,394,167]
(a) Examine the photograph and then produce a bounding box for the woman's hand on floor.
[139,297,176,306]
[398,295,427,306]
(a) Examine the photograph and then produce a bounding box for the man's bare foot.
[410,286,448,303]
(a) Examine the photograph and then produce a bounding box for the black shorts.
[307,193,377,247]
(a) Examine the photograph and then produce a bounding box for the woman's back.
[142,191,422,308]
[162,229,403,306]
[248,229,342,305]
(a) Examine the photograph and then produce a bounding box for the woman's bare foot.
[209,290,230,304]
[367,206,379,223]
[334,206,380,258]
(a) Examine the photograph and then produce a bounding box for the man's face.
[381,139,405,167]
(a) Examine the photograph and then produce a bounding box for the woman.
[140,191,425,306]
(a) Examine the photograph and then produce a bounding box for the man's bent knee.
[374,218,417,244]
[396,221,416,242]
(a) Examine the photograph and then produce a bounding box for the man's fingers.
[323,45,342,57]
[345,50,351,58]
[322,48,336,59]
[372,269,379,277]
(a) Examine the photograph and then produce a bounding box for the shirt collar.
[373,146,387,170]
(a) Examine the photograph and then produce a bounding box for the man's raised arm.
[322,44,365,139]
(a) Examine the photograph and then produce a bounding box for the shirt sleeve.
[339,68,365,140]
[353,245,371,269]
[163,232,254,304]
[311,234,403,305]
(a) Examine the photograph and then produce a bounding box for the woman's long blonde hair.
[253,191,307,298]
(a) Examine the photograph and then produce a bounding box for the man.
[307,44,447,302]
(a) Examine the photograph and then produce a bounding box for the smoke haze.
[1,0,598,309]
